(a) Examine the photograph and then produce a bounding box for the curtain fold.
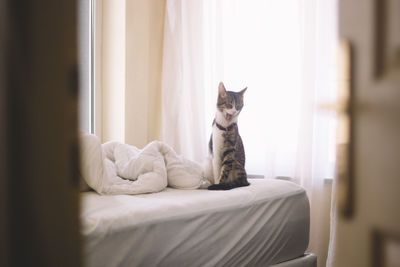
[161,1,338,266]
[161,0,208,162]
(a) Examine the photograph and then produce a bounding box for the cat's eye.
[226,104,233,109]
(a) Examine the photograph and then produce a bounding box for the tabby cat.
[208,82,249,190]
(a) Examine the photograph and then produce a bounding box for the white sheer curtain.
[161,0,208,163]
[162,1,337,266]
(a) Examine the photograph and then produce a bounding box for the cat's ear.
[218,82,227,98]
[239,87,247,95]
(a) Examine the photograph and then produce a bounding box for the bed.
[80,178,316,267]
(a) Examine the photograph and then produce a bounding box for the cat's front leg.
[202,155,214,186]
[212,157,221,184]
[218,165,230,184]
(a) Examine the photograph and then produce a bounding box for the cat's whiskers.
[216,111,237,127]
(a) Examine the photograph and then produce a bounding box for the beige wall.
[101,0,166,147]
[102,0,126,143]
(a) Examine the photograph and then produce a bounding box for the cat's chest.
[212,126,225,158]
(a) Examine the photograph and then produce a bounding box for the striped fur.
[208,82,249,190]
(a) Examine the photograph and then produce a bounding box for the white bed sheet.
[81,178,310,267]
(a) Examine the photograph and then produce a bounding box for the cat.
[207,82,249,190]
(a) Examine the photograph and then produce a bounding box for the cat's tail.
[207,180,250,190]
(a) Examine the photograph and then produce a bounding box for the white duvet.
[79,133,204,195]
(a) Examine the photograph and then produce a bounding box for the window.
[78,0,101,135]
[77,0,92,133]
[162,0,338,180]
[203,1,338,179]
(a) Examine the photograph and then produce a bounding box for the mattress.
[81,178,310,267]
[271,254,317,267]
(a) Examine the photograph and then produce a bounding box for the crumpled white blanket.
[79,133,205,195]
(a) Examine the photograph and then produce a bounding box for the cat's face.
[216,82,247,123]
